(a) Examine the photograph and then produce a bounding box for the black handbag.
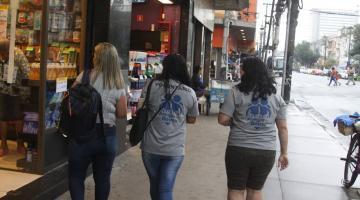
[129,80,180,146]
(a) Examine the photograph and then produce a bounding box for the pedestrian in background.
[191,65,205,98]
[218,56,289,200]
[328,67,338,86]
[0,39,30,156]
[346,66,356,85]
[140,54,199,200]
[69,42,127,200]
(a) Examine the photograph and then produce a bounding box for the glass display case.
[0,0,85,173]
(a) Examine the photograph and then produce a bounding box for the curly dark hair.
[237,56,277,99]
[158,54,191,86]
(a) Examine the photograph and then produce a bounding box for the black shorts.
[225,146,276,190]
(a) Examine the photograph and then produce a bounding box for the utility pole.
[281,0,300,103]
[221,10,231,79]
[323,36,327,62]
[262,3,269,60]
[347,27,353,67]
[264,0,276,63]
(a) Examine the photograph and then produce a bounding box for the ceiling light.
[243,39,246,41]
[157,0,173,4]
[240,29,244,32]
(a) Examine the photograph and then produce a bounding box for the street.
[290,72,360,123]
[288,72,360,149]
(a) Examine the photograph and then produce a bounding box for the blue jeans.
[68,125,118,200]
[142,152,184,200]
[329,76,337,85]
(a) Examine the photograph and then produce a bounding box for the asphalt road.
[290,72,360,123]
[281,72,360,149]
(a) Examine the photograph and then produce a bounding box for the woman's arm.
[116,95,127,119]
[218,112,231,126]
[276,119,289,170]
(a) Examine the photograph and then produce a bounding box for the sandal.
[17,146,26,154]
[0,147,9,157]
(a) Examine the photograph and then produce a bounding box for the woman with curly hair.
[218,56,289,200]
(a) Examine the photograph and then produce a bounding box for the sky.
[256,0,360,52]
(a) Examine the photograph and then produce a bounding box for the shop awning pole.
[7,0,18,84]
[221,10,231,77]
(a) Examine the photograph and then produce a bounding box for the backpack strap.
[99,97,105,135]
[81,69,91,84]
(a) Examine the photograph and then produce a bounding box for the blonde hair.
[92,42,125,89]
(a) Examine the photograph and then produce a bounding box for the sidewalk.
[57,103,360,200]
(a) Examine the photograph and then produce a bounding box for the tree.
[350,24,360,58]
[324,58,338,68]
[294,41,320,67]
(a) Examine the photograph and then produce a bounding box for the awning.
[214,0,249,10]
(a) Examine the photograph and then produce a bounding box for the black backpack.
[58,70,104,143]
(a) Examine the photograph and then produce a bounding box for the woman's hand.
[218,112,232,126]
[277,153,289,170]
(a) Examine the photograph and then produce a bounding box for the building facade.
[311,9,359,42]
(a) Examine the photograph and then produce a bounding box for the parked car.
[337,70,348,79]
[311,69,322,75]
[322,68,330,76]
[299,66,307,73]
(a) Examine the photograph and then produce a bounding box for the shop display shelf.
[23,78,76,87]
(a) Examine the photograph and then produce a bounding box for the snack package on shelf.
[23,112,39,134]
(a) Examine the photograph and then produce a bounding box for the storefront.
[128,0,215,105]
[0,0,88,174]
[127,0,198,115]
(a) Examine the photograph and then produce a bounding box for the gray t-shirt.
[76,71,126,126]
[220,87,287,150]
[141,79,199,156]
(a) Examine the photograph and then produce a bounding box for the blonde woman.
[69,42,127,200]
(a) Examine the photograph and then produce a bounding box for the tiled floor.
[0,141,25,170]
[0,169,40,198]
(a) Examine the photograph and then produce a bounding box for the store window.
[128,0,181,117]
[0,0,83,172]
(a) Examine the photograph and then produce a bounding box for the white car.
[299,67,307,73]
[338,70,348,79]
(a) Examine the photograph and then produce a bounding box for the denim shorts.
[225,146,275,190]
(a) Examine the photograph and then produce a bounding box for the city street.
[290,72,360,124]
[288,72,360,148]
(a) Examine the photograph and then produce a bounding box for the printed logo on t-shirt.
[160,95,183,125]
[246,98,271,129]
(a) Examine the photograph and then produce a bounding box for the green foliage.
[294,41,320,67]
[350,25,360,58]
[324,58,338,68]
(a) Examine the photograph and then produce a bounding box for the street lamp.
[347,26,354,67]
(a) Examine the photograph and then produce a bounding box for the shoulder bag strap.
[144,82,181,130]
[142,79,154,109]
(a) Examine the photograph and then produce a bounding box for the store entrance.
[128,0,181,116]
